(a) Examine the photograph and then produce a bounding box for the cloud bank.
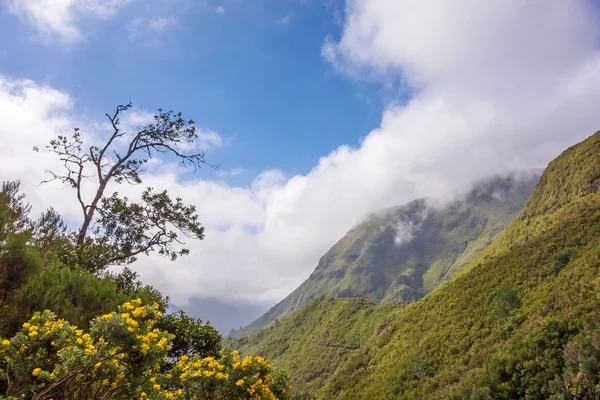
[1,1,600,325]
[5,0,133,43]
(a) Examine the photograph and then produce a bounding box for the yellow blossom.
[2,340,10,346]
[32,368,41,376]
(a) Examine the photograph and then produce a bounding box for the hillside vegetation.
[233,173,539,338]
[236,131,600,399]
[229,297,405,396]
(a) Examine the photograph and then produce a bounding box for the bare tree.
[35,103,215,270]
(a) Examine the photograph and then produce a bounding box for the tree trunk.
[77,180,108,245]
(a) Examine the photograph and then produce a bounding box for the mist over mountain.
[231,171,541,337]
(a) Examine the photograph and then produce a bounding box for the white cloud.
[127,15,177,41]
[4,0,132,43]
[196,129,223,149]
[277,13,292,26]
[148,16,176,33]
[2,1,600,312]
[214,5,225,15]
[230,168,243,177]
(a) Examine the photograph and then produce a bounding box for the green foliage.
[557,312,600,398]
[0,181,42,310]
[106,267,169,312]
[0,264,130,336]
[0,181,31,239]
[229,297,405,394]
[96,187,205,265]
[0,232,42,307]
[0,182,169,340]
[156,310,222,362]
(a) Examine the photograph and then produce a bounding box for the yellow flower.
[153,384,160,390]
[95,362,102,369]
[102,379,109,386]
[32,368,41,376]
[23,322,31,330]
[2,340,10,346]
[236,379,244,386]
[28,331,38,337]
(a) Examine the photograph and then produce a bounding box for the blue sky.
[1,0,600,333]
[0,0,388,181]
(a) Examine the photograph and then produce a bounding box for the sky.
[1,0,600,333]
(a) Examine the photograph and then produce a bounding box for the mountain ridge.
[231,171,540,337]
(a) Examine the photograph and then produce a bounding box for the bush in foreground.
[0,299,290,399]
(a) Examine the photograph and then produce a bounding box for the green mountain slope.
[229,297,405,396]
[232,173,539,337]
[313,131,600,399]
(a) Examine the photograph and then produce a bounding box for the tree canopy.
[35,103,214,271]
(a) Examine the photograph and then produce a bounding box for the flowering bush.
[0,299,290,399]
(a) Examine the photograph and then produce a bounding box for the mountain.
[231,172,540,337]
[234,131,600,399]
